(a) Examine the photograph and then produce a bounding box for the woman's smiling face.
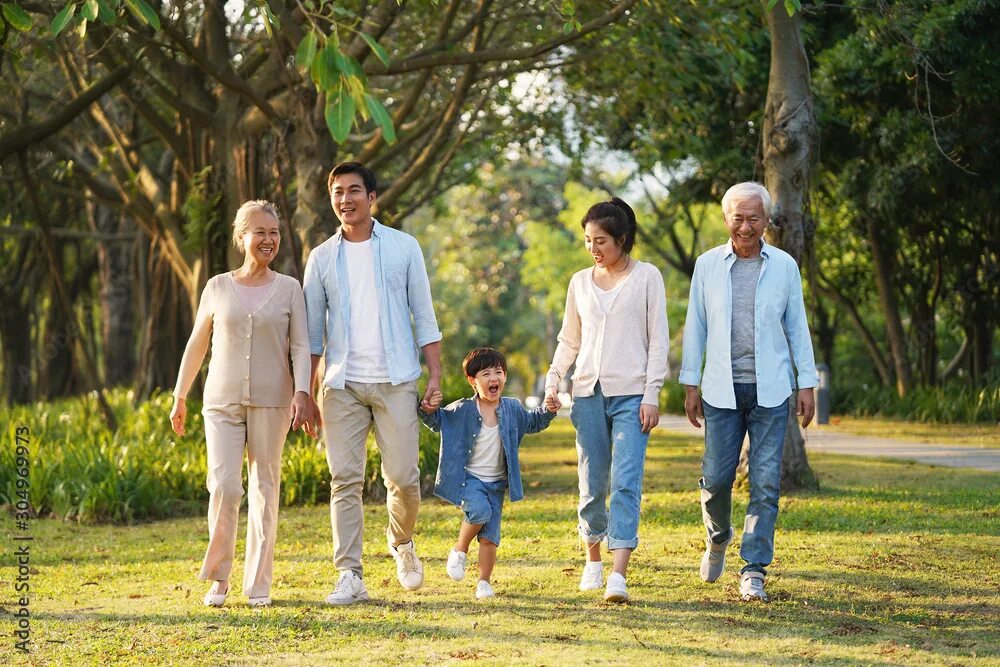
[242,210,281,264]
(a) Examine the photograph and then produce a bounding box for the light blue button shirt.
[679,239,819,409]
[303,219,442,389]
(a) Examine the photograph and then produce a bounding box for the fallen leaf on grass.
[82,581,99,586]
[450,649,493,660]
[543,634,578,642]
[127,594,145,599]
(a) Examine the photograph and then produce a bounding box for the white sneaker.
[700,529,733,583]
[446,549,467,581]
[475,580,495,599]
[325,571,369,605]
[247,596,271,607]
[203,581,228,607]
[604,572,629,603]
[739,571,769,602]
[390,540,424,591]
[579,561,603,591]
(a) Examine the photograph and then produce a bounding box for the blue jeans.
[460,474,506,545]
[701,383,789,575]
[571,383,649,550]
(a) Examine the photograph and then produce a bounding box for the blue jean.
[701,383,789,575]
[460,474,506,545]
[571,383,649,550]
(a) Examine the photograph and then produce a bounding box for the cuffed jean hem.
[607,536,639,551]
[740,564,767,576]
[579,527,607,545]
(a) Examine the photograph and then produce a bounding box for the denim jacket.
[303,219,442,389]
[420,397,555,506]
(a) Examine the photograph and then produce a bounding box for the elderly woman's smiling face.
[725,196,767,258]
[241,210,281,265]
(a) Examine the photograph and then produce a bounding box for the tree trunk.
[760,1,820,491]
[88,203,136,387]
[866,216,913,397]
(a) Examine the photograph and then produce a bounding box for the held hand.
[543,386,562,413]
[169,397,187,436]
[290,391,313,436]
[420,377,442,413]
[797,387,816,429]
[684,385,703,429]
[639,403,659,433]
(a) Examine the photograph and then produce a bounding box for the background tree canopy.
[1,0,997,426]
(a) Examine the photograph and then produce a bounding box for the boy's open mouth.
[487,383,500,396]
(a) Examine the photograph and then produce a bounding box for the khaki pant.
[199,404,288,599]
[322,381,421,574]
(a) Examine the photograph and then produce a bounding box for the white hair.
[721,182,772,220]
[232,200,280,253]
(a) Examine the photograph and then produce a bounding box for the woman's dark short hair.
[328,161,377,195]
[463,347,507,378]
[581,197,638,254]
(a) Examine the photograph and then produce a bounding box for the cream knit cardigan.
[546,261,670,406]
[174,272,311,408]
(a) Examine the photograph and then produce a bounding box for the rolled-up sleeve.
[782,261,819,389]
[288,281,312,394]
[302,248,327,357]
[407,238,442,348]
[679,257,707,387]
[546,277,581,389]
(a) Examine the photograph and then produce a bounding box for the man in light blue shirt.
[679,181,818,602]
[303,162,442,605]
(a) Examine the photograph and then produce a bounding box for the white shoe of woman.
[203,581,229,607]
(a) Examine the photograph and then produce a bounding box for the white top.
[466,422,506,482]
[342,238,390,383]
[232,278,274,313]
[592,276,627,314]
[547,260,670,406]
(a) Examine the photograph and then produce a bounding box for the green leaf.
[50,3,76,36]
[95,0,116,24]
[296,32,318,71]
[325,86,355,144]
[124,0,160,30]
[81,0,98,22]
[1,2,32,32]
[782,0,801,15]
[259,1,279,38]
[336,53,367,86]
[359,32,390,67]
[562,21,574,35]
[312,44,340,90]
[766,0,779,9]
[364,93,396,145]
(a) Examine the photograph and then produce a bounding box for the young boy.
[420,347,560,599]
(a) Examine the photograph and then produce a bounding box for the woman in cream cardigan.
[169,200,315,608]
[545,198,670,604]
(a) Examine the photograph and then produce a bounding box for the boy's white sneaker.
[579,561,603,591]
[446,548,467,581]
[475,580,495,599]
[325,570,369,605]
[604,572,629,603]
[389,540,424,591]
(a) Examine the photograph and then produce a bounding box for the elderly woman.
[680,182,818,602]
[169,200,315,608]
[545,197,670,603]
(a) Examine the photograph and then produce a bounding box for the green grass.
[820,416,1000,448]
[2,421,998,665]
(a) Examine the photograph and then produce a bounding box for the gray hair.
[232,199,280,253]
[721,182,772,221]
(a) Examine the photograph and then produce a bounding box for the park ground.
[2,420,998,666]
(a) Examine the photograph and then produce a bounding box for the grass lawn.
[818,417,1000,448]
[3,419,998,665]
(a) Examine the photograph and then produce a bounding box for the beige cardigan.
[546,261,670,406]
[174,272,311,408]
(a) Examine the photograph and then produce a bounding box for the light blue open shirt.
[679,239,819,409]
[302,219,441,390]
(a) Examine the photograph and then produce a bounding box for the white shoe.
[475,580,495,599]
[446,549,467,581]
[247,596,271,607]
[739,571,769,602]
[604,572,629,603]
[579,561,603,591]
[325,571,370,605]
[203,581,228,607]
[390,540,424,591]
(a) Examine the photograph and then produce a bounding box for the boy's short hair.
[327,161,377,195]
[463,347,507,378]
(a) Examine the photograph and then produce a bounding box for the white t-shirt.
[592,278,626,314]
[342,239,390,382]
[466,422,507,482]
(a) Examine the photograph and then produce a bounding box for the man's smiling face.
[330,172,376,227]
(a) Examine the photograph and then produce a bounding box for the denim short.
[460,474,507,545]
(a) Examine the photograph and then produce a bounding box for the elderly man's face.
[725,197,767,258]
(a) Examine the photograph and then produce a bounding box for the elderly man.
[679,181,818,602]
